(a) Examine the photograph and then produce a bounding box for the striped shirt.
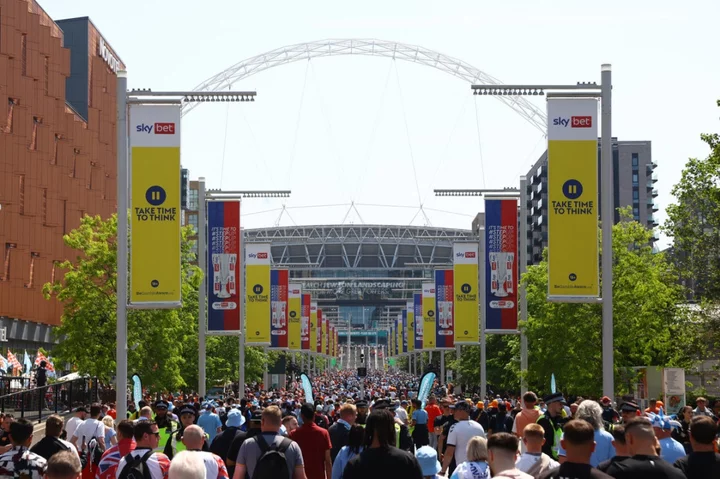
[115,449,170,479]
[96,439,136,479]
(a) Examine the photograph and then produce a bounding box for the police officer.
[163,404,209,459]
[537,392,569,460]
[619,401,641,424]
[154,400,178,453]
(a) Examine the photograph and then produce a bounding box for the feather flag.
[23,351,32,375]
[551,373,556,394]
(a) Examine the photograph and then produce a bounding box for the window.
[2,243,16,281]
[24,252,39,288]
[29,116,42,150]
[633,207,639,216]
[50,260,60,284]
[188,189,199,210]
[71,148,79,177]
[18,174,25,215]
[4,98,18,134]
[42,188,48,224]
[20,34,27,76]
[632,153,639,167]
[188,213,199,232]
[632,173,639,185]
[52,134,62,165]
[633,190,639,200]
[44,57,49,95]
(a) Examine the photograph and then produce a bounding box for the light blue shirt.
[104,427,116,447]
[197,411,222,442]
[412,409,429,425]
[659,436,686,464]
[331,446,361,479]
[557,428,615,467]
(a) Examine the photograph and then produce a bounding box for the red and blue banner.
[301,294,311,350]
[485,198,519,331]
[435,269,455,348]
[414,293,423,350]
[270,269,289,348]
[207,201,241,332]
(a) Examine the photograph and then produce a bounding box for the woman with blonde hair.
[102,415,118,447]
[450,436,490,479]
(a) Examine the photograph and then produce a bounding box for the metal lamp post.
[116,83,257,420]
[470,65,613,398]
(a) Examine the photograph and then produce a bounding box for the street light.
[116,79,259,421]
[469,67,614,398]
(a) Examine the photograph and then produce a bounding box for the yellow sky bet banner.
[129,105,181,308]
[310,302,318,355]
[547,99,600,300]
[245,244,271,344]
[422,282,436,350]
[322,312,328,358]
[288,284,302,350]
[454,243,480,344]
[407,300,415,352]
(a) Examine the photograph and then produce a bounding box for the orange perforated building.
[0,0,125,351]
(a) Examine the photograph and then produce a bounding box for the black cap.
[155,401,169,409]
[250,411,263,422]
[74,406,88,413]
[355,400,369,409]
[372,399,391,410]
[620,401,640,412]
[542,392,566,405]
[178,405,197,417]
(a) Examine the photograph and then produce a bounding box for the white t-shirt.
[515,452,558,474]
[395,408,409,424]
[447,420,486,465]
[72,418,105,448]
[64,417,84,442]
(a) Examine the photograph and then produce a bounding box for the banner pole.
[116,71,129,423]
[198,178,207,397]
[519,176,529,395]
[441,350,445,386]
[601,64,614,398]
[480,226,487,399]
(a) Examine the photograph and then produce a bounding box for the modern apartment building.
[525,138,657,266]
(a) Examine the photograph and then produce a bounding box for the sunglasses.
[151,431,161,437]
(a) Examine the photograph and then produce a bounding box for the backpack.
[252,434,292,479]
[117,450,154,479]
[79,434,105,469]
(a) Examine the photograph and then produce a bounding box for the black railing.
[0,377,99,423]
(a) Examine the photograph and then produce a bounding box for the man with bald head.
[181,425,229,479]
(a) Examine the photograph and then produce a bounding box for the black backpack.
[118,450,154,479]
[252,434,292,479]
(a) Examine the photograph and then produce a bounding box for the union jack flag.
[96,440,136,479]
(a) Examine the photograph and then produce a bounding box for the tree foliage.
[43,215,274,392]
[447,213,701,397]
[664,102,720,301]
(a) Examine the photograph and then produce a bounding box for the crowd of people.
[0,370,716,479]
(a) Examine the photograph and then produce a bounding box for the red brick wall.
[0,0,120,326]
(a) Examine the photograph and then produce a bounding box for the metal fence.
[0,377,99,423]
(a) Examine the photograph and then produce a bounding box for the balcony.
[652,188,659,197]
[647,198,659,212]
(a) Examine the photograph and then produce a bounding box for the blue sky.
[44,0,720,246]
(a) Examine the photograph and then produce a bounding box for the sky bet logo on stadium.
[552,116,592,128]
[136,123,176,134]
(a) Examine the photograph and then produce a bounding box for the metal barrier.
[0,377,99,423]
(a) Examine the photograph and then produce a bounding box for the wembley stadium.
[243,224,476,347]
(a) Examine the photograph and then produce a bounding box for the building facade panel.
[0,0,125,350]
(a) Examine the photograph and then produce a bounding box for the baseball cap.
[600,396,611,405]
[250,411,263,422]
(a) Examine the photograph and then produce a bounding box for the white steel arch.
[183,39,547,134]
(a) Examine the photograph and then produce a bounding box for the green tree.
[519,212,696,396]
[664,101,720,300]
[43,215,201,390]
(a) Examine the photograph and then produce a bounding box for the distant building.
[525,138,657,266]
